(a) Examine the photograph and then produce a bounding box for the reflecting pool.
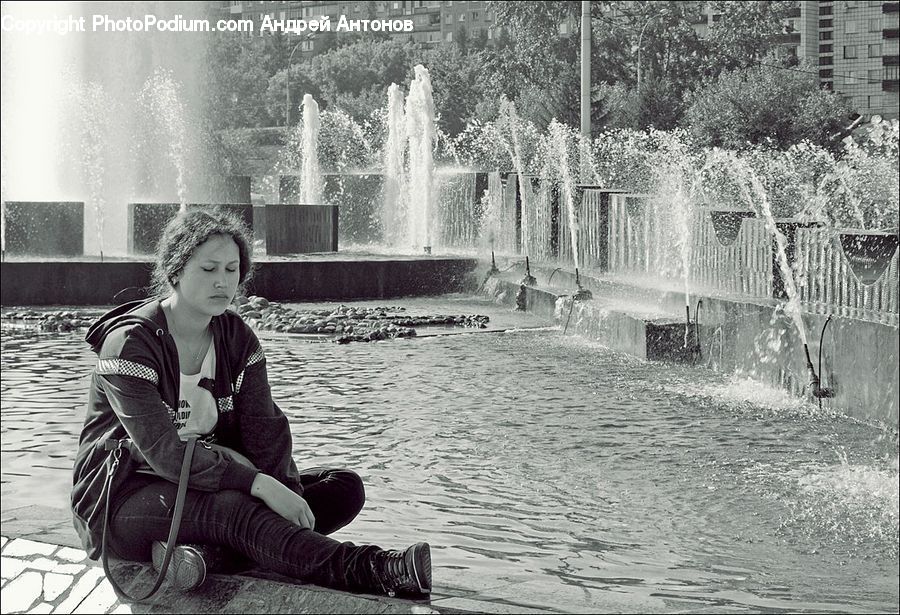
[1,297,897,613]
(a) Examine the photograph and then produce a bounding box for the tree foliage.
[685,61,852,151]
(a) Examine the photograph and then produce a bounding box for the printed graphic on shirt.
[173,399,192,431]
[175,343,218,438]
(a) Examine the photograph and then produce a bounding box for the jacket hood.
[85,299,165,354]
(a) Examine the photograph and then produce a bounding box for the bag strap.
[101,436,198,602]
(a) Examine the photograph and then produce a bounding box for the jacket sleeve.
[232,332,304,495]
[98,327,258,494]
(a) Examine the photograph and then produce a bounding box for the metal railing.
[796,228,899,325]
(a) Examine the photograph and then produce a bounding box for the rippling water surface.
[2,301,898,613]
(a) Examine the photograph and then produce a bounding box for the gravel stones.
[235,295,489,344]
[0,310,95,332]
[1,298,492,344]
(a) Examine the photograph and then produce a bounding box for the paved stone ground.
[1,505,566,614]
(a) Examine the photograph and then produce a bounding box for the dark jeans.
[109,467,381,592]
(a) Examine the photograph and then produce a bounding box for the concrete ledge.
[488,267,899,429]
[0,258,479,306]
[489,277,698,362]
[0,506,563,614]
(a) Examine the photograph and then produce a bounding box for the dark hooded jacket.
[72,298,304,559]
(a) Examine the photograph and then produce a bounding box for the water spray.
[573,268,592,301]
[803,316,835,402]
[476,250,502,295]
[683,299,702,361]
[805,315,836,405]
[520,256,536,286]
[563,268,593,334]
[547,267,563,286]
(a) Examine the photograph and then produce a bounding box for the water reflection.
[1,324,897,612]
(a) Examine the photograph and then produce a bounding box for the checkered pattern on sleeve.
[235,345,266,394]
[247,346,265,367]
[96,358,159,386]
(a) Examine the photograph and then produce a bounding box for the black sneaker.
[371,542,432,597]
[151,540,207,591]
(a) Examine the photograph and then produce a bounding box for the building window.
[819,5,832,15]
[884,65,900,81]
[444,31,452,41]
[869,17,882,31]
[868,94,882,108]
[820,44,833,53]
[819,31,832,40]
[844,45,857,58]
[844,0,857,9]
[869,44,881,57]
[471,11,479,20]
[846,20,857,34]
[819,69,834,78]
[458,13,465,21]
[820,18,833,28]
[869,68,883,82]
[846,70,860,84]
[821,55,834,65]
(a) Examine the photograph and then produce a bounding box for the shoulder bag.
[99,436,198,602]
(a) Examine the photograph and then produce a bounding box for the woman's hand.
[251,473,315,530]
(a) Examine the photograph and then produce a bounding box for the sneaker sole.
[408,542,432,595]
[151,541,207,591]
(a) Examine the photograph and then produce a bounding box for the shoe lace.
[371,549,410,597]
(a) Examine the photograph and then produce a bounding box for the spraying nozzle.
[803,343,834,399]
[683,301,702,361]
[423,246,432,255]
[520,256,537,286]
[573,268,592,301]
[488,250,500,275]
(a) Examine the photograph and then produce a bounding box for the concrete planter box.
[2,201,84,257]
[563,186,627,270]
[128,203,254,255]
[839,230,899,285]
[265,204,338,254]
[707,208,755,245]
[772,219,825,300]
[281,174,381,245]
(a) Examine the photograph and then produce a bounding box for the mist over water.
[1,1,215,255]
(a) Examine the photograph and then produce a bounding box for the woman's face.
[174,234,241,317]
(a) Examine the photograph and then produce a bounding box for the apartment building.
[806,0,899,119]
[697,0,899,119]
[217,1,496,50]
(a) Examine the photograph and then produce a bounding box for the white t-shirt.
[174,342,218,439]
